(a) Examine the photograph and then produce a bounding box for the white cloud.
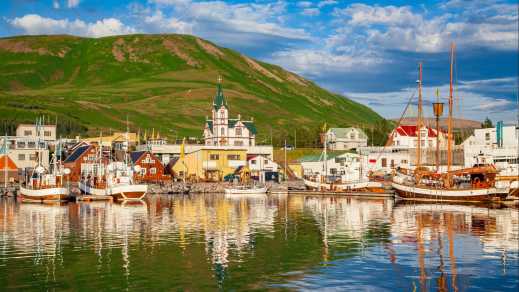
[67,0,80,8]
[348,78,518,123]
[9,14,136,37]
[301,8,320,16]
[318,0,338,8]
[297,1,313,8]
[269,49,385,77]
[53,0,60,9]
[331,2,518,52]
[143,10,193,34]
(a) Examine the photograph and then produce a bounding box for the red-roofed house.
[0,155,18,183]
[390,125,446,149]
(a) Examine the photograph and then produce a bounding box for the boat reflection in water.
[0,195,517,290]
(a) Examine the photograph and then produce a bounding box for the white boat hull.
[80,182,147,200]
[303,179,384,192]
[391,180,509,202]
[19,186,69,202]
[224,186,268,195]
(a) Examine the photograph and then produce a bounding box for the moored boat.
[224,185,268,195]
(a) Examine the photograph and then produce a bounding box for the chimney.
[238,114,241,120]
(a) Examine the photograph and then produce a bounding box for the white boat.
[303,178,385,192]
[224,185,268,195]
[80,162,147,201]
[19,119,70,202]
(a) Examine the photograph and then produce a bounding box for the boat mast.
[433,89,444,172]
[447,43,455,172]
[416,63,423,170]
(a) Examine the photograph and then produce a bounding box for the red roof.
[395,125,441,137]
[0,155,17,170]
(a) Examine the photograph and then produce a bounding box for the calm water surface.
[0,194,517,291]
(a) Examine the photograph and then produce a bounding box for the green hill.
[0,34,385,145]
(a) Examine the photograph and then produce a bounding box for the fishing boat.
[224,185,268,195]
[80,125,147,201]
[391,44,509,202]
[19,119,70,202]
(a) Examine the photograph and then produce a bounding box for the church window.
[236,127,242,136]
[220,110,225,118]
[221,127,225,136]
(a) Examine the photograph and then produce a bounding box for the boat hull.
[224,187,268,195]
[392,181,509,202]
[304,179,385,193]
[80,182,147,200]
[19,186,69,202]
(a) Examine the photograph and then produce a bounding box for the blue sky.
[1,0,518,123]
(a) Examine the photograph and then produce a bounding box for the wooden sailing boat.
[391,43,509,202]
[19,118,70,202]
[303,124,385,192]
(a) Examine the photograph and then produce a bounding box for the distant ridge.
[392,117,482,129]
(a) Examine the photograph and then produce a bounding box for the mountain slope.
[0,34,383,143]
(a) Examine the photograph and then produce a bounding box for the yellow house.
[82,132,138,148]
[172,147,247,182]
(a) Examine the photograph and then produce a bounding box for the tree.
[481,117,493,128]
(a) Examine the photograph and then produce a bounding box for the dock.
[72,194,113,202]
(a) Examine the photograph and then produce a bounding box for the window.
[141,168,147,175]
[18,154,25,161]
[421,141,425,147]
[28,142,36,148]
[350,133,355,139]
[44,131,51,137]
[210,154,219,160]
[16,141,25,149]
[227,154,240,160]
[29,154,36,161]
[485,133,490,141]
[150,168,157,174]
[236,127,242,136]
[24,130,32,136]
[330,168,337,175]
[220,110,225,118]
[234,140,243,146]
[221,127,225,136]
[401,159,408,164]
[381,158,387,167]
[251,160,257,165]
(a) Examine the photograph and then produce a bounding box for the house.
[63,144,100,182]
[171,147,247,182]
[247,155,279,181]
[0,154,18,183]
[82,132,138,150]
[16,124,57,143]
[390,125,446,149]
[326,128,368,150]
[462,123,518,171]
[203,79,257,146]
[130,151,169,183]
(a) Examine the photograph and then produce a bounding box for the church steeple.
[213,75,227,110]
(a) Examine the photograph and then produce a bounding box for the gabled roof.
[243,121,257,135]
[328,127,367,140]
[130,151,146,163]
[298,151,350,163]
[205,121,213,133]
[64,145,91,163]
[213,83,227,110]
[395,125,439,137]
[0,155,17,170]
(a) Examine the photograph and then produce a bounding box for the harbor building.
[389,125,446,148]
[463,123,518,174]
[16,124,57,144]
[130,151,169,183]
[203,79,257,147]
[298,152,365,181]
[63,144,102,182]
[325,127,368,150]
[0,154,18,183]
[247,155,279,182]
[0,136,50,169]
[171,147,247,182]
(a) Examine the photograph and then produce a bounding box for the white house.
[203,80,256,147]
[0,136,50,169]
[462,124,518,173]
[248,155,279,181]
[326,127,368,150]
[390,125,446,149]
[359,146,411,173]
[299,152,366,182]
[16,124,56,143]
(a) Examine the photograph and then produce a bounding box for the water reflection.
[0,195,517,290]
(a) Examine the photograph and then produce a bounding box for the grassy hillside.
[0,34,384,145]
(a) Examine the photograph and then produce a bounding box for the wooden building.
[130,151,169,183]
[63,144,99,182]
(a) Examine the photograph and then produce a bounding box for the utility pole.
[294,129,297,149]
[284,139,287,181]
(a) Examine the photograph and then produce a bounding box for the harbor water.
[0,195,517,290]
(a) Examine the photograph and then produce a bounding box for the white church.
[203,79,257,146]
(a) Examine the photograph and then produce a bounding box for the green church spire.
[213,75,227,110]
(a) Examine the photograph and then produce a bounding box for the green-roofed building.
[203,78,257,147]
[326,127,368,150]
